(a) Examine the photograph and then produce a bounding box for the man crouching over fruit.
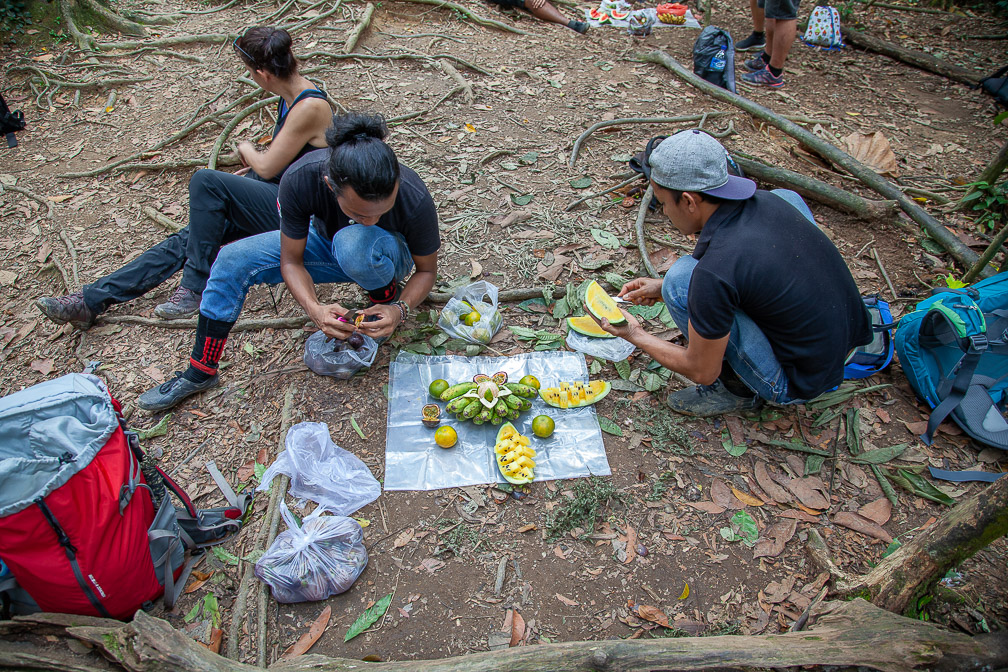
[137,112,440,411]
[591,130,871,418]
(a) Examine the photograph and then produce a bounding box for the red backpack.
[0,374,250,619]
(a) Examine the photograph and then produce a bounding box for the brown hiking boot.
[154,286,201,320]
[36,291,97,330]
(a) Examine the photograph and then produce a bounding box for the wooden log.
[836,474,1008,614]
[8,599,1000,672]
[636,50,986,276]
[733,155,900,222]
[841,27,981,87]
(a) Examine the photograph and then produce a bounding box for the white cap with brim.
[648,129,757,201]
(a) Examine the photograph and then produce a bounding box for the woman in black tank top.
[36,26,336,328]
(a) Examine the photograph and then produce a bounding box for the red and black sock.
[183,314,235,384]
[367,279,399,305]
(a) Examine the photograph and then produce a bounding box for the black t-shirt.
[277,149,440,258]
[687,190,872,400]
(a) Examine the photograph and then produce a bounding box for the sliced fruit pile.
[494,423,535,484]
[438,372,538,426]
[540,380,611,409]
[656,2,687,23]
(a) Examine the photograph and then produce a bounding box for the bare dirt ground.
[1,0,1007,664]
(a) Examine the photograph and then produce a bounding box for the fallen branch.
[392,0,527,34]
[732,155,900,222]
[637,50,984,276]
[58,230,80,290]
[208,97,280,170]
[0,183,55,218]
[344,2,376,53]
[841,27,981,86]
[564,174,640,211]
[845,0,961,14]
[635,184,660,279]
[873,247,898,299]
[568,113,730,168]
[835,474,1008,613]
[962,220,1008,283]
[13,598,1007,672]
[143,207,184,233]
[439,58,474,104]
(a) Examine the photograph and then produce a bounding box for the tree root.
[95,33,236,51]
[637,50,985,276]
[286,0,346,33]
[439,58,474,104]
[60,90,261,179]
[59,0,97,51]
[7,65,152,90]
[80,156,241,177]
[0,183,55,218]
[392,0,528,34]
[143,207,184,234]
[568,113,730,168]
[963,220,1008,283]
[77,0,147,36]
[635,184,660,279]
[732,154,900,222]
[58,230,80,290]
[344,2,376,53]
[208,97,280,170]
[300,49,492,76]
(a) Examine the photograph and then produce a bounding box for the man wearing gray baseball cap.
[592,129,872,416]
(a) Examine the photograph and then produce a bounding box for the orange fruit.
[462,310,481,327]
[531,414,555,439]
[434,425,458,448]
[519,374,540,390]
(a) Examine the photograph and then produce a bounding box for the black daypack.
[692,27,736,93]
[0,94,25,149]
[979,65,1008,108]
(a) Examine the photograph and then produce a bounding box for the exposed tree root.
[439,58,474,104]
[568,113,730,168]
[142,207,184,234]
[95,33,237,51]
[300,49,492,76]
[208,97,280,170]
[392,0,528,34]
[344,2,375,53]
[634,185,660,279]
[0,184,55,218]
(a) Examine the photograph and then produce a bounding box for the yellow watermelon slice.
[567,315,615,339]
[494,423,535,484]
[539,381,611,409]
[584,280,625,326]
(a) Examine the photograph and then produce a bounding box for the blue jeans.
[200,223,414,323]
[661,190,814,405]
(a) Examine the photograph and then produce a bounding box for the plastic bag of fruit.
[258,422,381,516]
[303,329,378,379]
[437,281,504,345]
[254,501,367,603]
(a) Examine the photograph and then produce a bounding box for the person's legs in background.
[741,0,798,87]
[736,0,766,51]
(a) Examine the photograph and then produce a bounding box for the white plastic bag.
[254,502,367,603]
[437,280,504,345]
[258,422,380,516]
[303,330,378,380]
[565,329,636,362]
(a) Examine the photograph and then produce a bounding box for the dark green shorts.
[756,0,799,20]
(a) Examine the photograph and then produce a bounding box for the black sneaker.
[568,19,589,33]
[736,31,766,51]
[36,291,97,330]
[665,380,763,417]
[137,371,219,412]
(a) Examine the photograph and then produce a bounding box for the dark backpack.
[979,65,1008,108]
[0,93,25,149]
[692,26,736,93]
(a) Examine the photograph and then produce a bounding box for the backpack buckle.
[969,333,988,352]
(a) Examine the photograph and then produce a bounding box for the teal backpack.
[894,272,1008,451]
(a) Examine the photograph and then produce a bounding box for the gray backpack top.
[693,26,736,94]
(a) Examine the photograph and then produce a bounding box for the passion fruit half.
[473,373,490,383]
[491,371,508,385]
[421,404,441,428]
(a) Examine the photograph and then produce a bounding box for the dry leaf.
[624,524,637,564]
[516,523,536,533]
[903,420,928,435]
[142,365,164,383]
[393,528,415,548]
[686,501,726,515]
[843,131,899,177]
[784,477,830,511]
[778,508,822,523]
[470,260,483,279]
[555,593,579,607]
[198,628,222,654]
[46,194,73,203]
[858,497,892,526]
[711,479,744,509]
[752,518,798,559]
[280,606,330,660]
[833,511,892,543]
[236,460,256,483]
[30,358,54,375]
[184,570,214,594]
[0,270,17,287]
[509,609,526,647]
[636,604,670,628]
[725,416,745,447]
[419,558,445,574]
[37,243,52,264]
[731,486,765,507]
[755,461,791,504]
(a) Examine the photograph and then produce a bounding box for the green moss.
[101,633,122,660]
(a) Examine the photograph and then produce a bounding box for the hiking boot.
[741,66,784,88]
[36,291,97,330]
[154,286,201,320]
[665,380,763,417]
[743,53,769,72]
[137,371,219,412]
[736,31,766,51]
